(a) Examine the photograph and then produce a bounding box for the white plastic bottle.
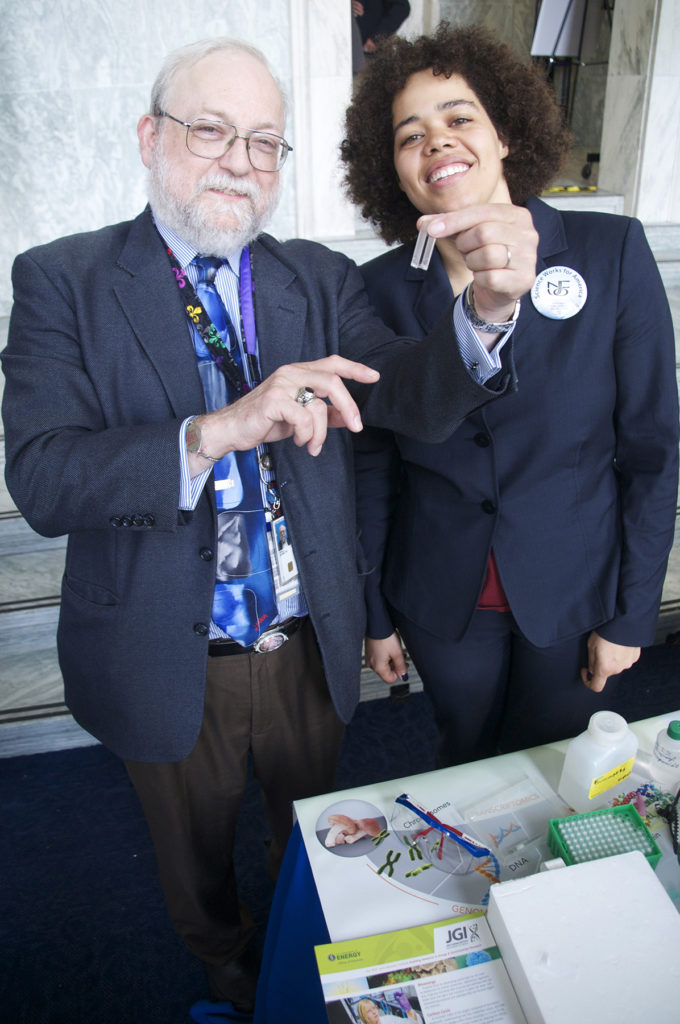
[650,720,680,792]
[557,711,639,812]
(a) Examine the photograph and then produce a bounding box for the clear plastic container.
[650,720,680,792]
[557,711,638,812]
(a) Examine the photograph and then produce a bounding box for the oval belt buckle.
[253,630,288,654]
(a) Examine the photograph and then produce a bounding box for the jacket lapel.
[528,194,568,264]
[248,236,309,378]
[518,197,569,332]
[411,250,454,334]
[113,209,206,416]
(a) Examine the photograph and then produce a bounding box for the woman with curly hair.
[342,23,678,765]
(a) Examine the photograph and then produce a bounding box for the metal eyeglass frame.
[158,111,293,172]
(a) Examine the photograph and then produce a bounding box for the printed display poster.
[316,912,527,1024]
[295,754,569,942]
[295,735,680,943]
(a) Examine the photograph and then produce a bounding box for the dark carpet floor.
[1,644,679,1024]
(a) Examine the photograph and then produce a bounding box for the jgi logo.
[446,921,480,945]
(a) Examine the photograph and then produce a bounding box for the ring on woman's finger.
[505,246,512,268]
[295,386,316,406]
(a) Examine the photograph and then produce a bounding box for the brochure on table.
[294,735,680,942]
[316,912,527,1024]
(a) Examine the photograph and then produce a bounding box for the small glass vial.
[557,711,638,812]
[650,720,680,792]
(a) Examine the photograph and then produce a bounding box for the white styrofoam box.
[487,851,680,1024]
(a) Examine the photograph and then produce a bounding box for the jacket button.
[121,516,132,528]
[481,499,496,514]
[200,547,214,561]
[194,623,209,636]
[143,514,155,526]
[132,514,145,527]
[109,516,122,528]
[474,432,491,447]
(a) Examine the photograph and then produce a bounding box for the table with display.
[252,713,679,1023]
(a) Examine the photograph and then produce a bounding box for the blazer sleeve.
[596,217,679,646]
[1,247,188,538]
[331,255,517,443]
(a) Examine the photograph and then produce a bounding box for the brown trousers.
[125,619,344,964]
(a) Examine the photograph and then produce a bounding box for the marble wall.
[0,0,321,318]
[438,0,610,152]
[289,0,354,240]
[0,1,450,318]
[439,0,535,53]
[399,0,442,37]
[600,0,680,221]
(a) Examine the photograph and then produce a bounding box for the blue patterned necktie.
[193,256,277,646]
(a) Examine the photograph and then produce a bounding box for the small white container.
[650,720,680,792]
[557,711,638,812]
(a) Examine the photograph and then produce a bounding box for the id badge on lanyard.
[266,513,299,600]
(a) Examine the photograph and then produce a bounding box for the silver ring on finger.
[295,386,316,406]
[505,246,512,268]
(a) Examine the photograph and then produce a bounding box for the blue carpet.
[0,690,437,1024]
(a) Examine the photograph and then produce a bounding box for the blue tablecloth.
[254,823,330,1022]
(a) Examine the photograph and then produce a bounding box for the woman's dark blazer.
[355,196,679,650]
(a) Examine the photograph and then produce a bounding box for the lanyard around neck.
[238,246,258,359]
[161,237,260,395]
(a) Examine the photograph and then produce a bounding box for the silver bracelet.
[464,284,520,333]
[195,449,220,463]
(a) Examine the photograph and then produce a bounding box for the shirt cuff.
[453,291,516,385]
[179,417,212,511]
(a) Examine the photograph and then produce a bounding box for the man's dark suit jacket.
[2,208,512,762]
[355,197,679,652]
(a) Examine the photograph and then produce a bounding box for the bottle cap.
[587,710,628,745]
[666,720,680,741]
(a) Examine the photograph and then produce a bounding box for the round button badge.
[531,266,587,320]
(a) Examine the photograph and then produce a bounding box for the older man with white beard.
[2,36,537,1014]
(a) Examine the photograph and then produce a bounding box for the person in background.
[2,33,537,1013]
[341,23,679,767]
[352,2,367,75]
[354,0,411,56]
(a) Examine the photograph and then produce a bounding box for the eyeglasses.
[393,792,501,882]
[158,111,292,172]
[395,793,494,860]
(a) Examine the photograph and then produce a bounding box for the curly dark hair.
[340,22,572,244]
